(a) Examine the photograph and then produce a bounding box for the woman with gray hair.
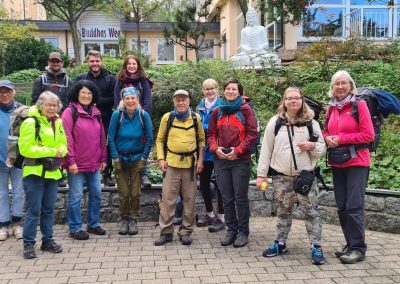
[18,91,67,259]
[323,70,374,264]
[256,87,326,265]
[108,87,153,235]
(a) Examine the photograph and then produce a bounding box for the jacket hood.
[45,66,67,77]
[69,101,101,117]
[28,105,60,120]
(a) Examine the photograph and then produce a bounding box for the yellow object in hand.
[261,181,268,190]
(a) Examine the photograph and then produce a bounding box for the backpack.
[325,88,400,152]
[304,96,323,121]
[68,105,102,126]
[216,98,260,156]
[8,104,40,169]
[40,73,71,93]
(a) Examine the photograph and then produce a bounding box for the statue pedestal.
[230,50,281,69]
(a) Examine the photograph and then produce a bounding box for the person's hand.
[69,163,78,175]
[297,141,316,152]
[6,157,15,167]
[158,160,168,172]
[256,177,269,190]
[196,159,204,174]
[55,150,62,158]
[225,147,238,160]
[325,135,339,148]
[215,147,228,159]
[99,162,107,172]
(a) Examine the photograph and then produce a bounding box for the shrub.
[1,68,41,83]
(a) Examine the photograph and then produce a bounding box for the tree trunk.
[136,18,141,55]
[70,21,81,66]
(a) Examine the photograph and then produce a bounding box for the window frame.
[156,38,176,64]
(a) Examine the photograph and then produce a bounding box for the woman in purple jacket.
[62,80,108,240]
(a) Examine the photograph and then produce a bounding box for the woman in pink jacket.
[323,70,374,264]
[62,80,108,240]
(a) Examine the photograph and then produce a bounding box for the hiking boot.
[141,175,152,190]
[311,244,325,265]
[262,240,288,257]
[233,235,248,248]
[12,223,23,239]
[208,218,225,233]
[69,230,89,240]
[23,243,37,259]
[103,176,116,187]
[87,226,106,235]
[128,219,138,235]
[40,239,62,253]
[119,219,129,235]
[179,235,192,245]
[339,249,365,264]
[154,234,173,246]
[196,214,214,227]
[0,226,9,241]
[335,245,350,258]
[221,231,237,246]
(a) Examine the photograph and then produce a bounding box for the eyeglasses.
[49,60,61,63]
[0,90,12,95]
[284,96,302,101]
[334,81,350,87]
[44,103,58,109]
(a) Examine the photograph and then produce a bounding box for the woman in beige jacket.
[256,87,326,265]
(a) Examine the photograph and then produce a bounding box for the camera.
[222,148,232,154]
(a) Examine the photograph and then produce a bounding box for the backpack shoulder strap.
[64,75,70,88]
[40,74,47,91]
[274,116,285,136]
[31,116,41,142]
[139,109,145,130]
[69,105,78,126]
[306,120,313,139]
[324,105,334,129]
[352,97,360,125]
[116,110,124,133]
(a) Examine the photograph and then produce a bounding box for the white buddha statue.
[230,8,280,68]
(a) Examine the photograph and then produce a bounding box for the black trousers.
[332,166,369,254]
[199,161,224,214]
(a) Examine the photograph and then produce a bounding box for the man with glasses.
[31,52,72,114]
[0,80,24,241]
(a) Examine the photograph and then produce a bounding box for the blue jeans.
[67,171,101,233]
[0,165,24,226]
[23,175,58,245]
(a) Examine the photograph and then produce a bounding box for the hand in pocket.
[114,161,122,171]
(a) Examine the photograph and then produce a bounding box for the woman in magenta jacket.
[323,70,374,264]
[62,80,108,240]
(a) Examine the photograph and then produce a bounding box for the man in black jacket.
[76,50,117,187]
[31,52,72,114]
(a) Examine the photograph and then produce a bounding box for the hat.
[121,87,140,99]
[48,52,63,61]
[173,89,190,98]
[0,80,15,91]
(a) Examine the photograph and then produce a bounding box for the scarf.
[123,73,143,86]
[81,104,92,116]
[219,96,243,114]
[173,108,191,121]
[330,94,354,110]
[204,97,218,113]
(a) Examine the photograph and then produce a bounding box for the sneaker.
[208,218,225,233]
[340,249,365,264]
[311,244,325,265]
[0,226,9,241]
[119,219,129,235]
[233,235,248,248]
[128,219,138,235]
[12,223,23,239]
[87,226,106,235]
[335,245,350,258]
[23,243,37,259]
[262,240,288,257]
[220,231,237,246]
[69,230,89,240]
[196,214,214,227]
[154,234,173,246]
[179,234,192,245]
[58,178,67,188]
[40,239,62,253]
[141,175,152,190]
[103,176,116,187]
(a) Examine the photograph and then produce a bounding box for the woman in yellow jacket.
[18,91,67,259]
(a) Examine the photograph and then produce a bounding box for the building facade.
[2,0,46,20]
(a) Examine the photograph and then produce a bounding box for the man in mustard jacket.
[155,90,205,246]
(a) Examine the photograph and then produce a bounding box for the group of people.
[0,51,374,266]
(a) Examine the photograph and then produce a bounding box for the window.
[40,37,60,48]
[131,39,150,56]
[302,7,344,37]
[156,39,175,64]
[104,44,120,57]
[198,39,215,60]
[84,43,100,57]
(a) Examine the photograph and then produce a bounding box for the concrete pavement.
[0,217,399,283]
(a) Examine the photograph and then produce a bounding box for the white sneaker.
[12,224,23,239]
[0,227,9,241]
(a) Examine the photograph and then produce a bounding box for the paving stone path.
[0,217,399,283]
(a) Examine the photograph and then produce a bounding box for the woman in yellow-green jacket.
[18,91,67,259]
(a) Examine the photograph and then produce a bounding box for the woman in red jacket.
[323,70,374,264]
